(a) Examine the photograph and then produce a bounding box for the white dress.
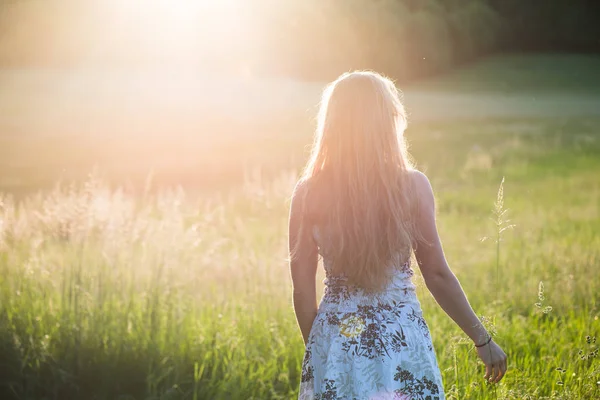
[299,228,445,400]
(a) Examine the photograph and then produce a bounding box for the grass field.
[0,55,599,399]
[2,54,600,196]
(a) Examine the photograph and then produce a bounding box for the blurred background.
[1,0,599,196]
[1,2,599,399]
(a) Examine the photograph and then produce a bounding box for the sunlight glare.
[111,0,248,66]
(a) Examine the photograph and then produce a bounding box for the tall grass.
[0,118,599,399]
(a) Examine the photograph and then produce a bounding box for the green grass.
[2,54,600,198]
[0,116,599,399]
[413,53,600,95]
[1,54,600,399]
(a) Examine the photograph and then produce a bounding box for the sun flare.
[114,0,246,46]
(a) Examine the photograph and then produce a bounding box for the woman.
[288,71,507,399]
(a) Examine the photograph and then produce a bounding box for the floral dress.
[299,228,445,400]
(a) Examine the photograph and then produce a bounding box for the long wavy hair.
[299,71,420,291]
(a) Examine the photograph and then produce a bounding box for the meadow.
[0,55,599,399]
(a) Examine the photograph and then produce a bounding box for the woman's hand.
[476,340,508,383]
[411,171,509,384]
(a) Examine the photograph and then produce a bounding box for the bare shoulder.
[290,178,312,216]
[407,169,434,201]
[291,178,311,200]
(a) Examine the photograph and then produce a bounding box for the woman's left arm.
[288,181,319,345]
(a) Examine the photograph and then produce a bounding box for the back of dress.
[299,225,445,400]
[311,224,419,310]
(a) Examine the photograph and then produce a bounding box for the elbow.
[291,271,317,297]
[422,267,454,290]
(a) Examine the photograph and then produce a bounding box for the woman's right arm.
[289,180,319,345]
[411,170,508,383]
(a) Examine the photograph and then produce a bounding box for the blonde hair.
[300,71,419,291]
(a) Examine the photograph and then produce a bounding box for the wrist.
[468,324,490,344]
[474,334,493,348]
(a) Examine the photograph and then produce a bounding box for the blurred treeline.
[0,0,598,81]
[257,0,600,81]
